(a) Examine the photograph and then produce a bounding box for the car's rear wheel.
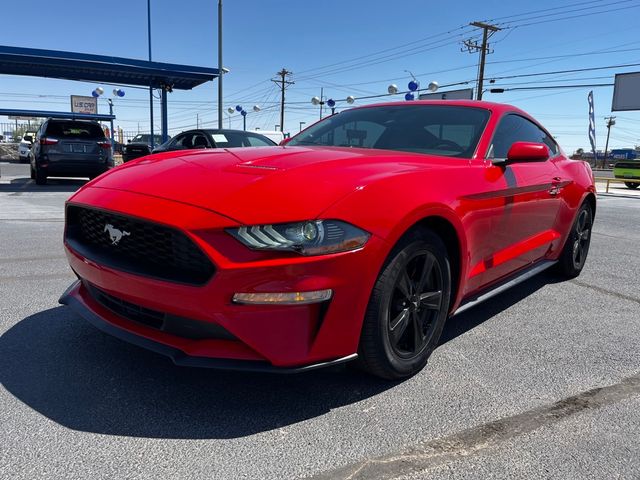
[359,229,451,380]
[556,202,593,278]
[30,166,35,180]
[624,182,639,189]
[34,167,47,185]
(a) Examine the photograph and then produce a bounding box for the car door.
[479,114,564,286]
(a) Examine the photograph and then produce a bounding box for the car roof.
[202,129,265,134]
[46,118,100,124]
[352,99,526,116]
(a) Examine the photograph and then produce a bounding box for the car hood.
[84,146,433,225]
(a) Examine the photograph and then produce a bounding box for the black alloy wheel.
[388,250,443,359]
[556,202,593,278]
[624,182,639,189]
[359,229,451,379]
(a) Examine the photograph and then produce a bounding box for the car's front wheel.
[359,229,451,380]
[624,182,639,189]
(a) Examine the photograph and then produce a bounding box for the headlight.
[227,220,370,256]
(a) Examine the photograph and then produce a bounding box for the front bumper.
[62,187,387,369]
[60,280,357,372]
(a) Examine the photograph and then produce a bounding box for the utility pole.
[217,0,223,129]
[272,68,294,133]
[463,21,501,100]
[147,0,154,148]
[602,116,616,169]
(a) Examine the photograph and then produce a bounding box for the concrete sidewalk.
[595,178,640,198]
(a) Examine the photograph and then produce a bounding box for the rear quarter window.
[46,121,105,139]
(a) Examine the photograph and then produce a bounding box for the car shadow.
[1,272,559,440]
[0,176,87,193]
[0,306,397,439]
[440,270,559,345]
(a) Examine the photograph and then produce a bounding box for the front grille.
[66,205,215,285]
[86,282,235,340]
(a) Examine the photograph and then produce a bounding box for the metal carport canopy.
[0,45,220,142]
[0,109,115,121]
[0,45,219,89]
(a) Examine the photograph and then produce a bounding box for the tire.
[30,166,35,180]
[358,229,451,380]
[34,167,47,185]
[555,202,593,278]
[624,182,639,190]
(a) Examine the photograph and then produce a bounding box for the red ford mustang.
[60,100,595,379]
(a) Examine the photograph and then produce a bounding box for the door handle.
[553,176,562,182]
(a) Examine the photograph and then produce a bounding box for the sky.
[1,0,640,153]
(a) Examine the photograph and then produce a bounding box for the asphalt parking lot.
[1,162,639,480]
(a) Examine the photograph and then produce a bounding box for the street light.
[93,87,125,152]
[299,121,306,132]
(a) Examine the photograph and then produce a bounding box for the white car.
[18,132,37,163]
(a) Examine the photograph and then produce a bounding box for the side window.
[488,115,558,159]
[172,133,198,149]
[246,135,275,147]
[191,133,210,149]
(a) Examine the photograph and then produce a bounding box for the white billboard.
[70,95,98,114]
[612,72,640,111]
[419,88,474,100]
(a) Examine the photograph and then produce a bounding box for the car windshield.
[288,105,490,158]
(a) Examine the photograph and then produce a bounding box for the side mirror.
[494,142,550,165]
[279,137,292,146]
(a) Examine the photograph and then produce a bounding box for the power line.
[496,0,635,27]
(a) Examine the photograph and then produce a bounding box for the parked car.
[18,132,37,163]
[30,119,114,185]
[251,129,286,144]
[613,160,640,189]
[121,134,164,163]
[60,100,595,379]
[150,129,276,154]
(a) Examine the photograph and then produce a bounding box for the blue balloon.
[241,110,247,116]
[235,105,243,112]
[92,90,99,98]
[408,80,419,92]
[117,89,125,97]
[405,93,415,101]
[327,99,336,108]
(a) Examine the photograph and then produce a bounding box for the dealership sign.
[70,95,98,114]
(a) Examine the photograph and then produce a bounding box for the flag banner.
[588,91,597,158]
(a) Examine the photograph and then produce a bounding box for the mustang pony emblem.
[104,223,130,245]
